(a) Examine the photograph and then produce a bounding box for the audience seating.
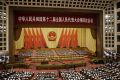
[80,62,120,80]
[60,70,89,80]
[0,70,34,80]
[36,50,54,56]
[73,49,88,55]
[16,49,88,63]
[60,62,120,80]
[17,51,33,57]
[55,49,77,55]
[0,62,120,80]
[34,72,57,80]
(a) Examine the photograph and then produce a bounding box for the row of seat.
[55,49,77,55]
[73,49,88,55]
[31,55,83,62]
[0,70,58,80]
[36,50,54,56]
[16,49,88,57]
[0,62,120,80]
[0,70,34,80]
[33,72,57,80]
[61,70,88,80]
[60,62,120,80]
[17,51,33,57]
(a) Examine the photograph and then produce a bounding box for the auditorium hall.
[0,0,120,80]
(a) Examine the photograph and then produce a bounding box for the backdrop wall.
[15,28,96,52]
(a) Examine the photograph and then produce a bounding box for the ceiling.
[5,0,115,10]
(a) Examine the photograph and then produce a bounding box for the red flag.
[40,28,46,48]
[60,29,65,48]
[70,29,75,48]
[36,28,40,48]
[32,28,38,49]
[58,29,64,47]
[64,29,68,48]
[28,28,32,49]
[24,28,28,49]
[39,28,43,48]
[74,29,78,47]
[66,29,71,48]
[38,28,43,48]
[60,29,67,48]
[73,28,76,48]
[72,29,78,48]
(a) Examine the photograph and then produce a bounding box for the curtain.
[90,28,96,39]
[86,28,96,52]
[78,28,86,47]
[15,27,96,52]
[15,28,24,49]
[77,28,96,52]
[14,26,22,41]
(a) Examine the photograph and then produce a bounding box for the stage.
[8,8,103,69]
[14,48,96,70]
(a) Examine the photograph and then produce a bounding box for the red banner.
[15,12,97,27]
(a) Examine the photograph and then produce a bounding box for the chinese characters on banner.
[18,16,93,24]
[15,12,97,27]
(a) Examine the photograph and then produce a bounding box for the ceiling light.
[105,15,109,19]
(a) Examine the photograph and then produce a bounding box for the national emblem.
[48,31,56,41]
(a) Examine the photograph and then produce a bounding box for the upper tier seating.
[55,49,77,55]
[36,50,54,56]
[73,49,88,55]
[18,51,33,57]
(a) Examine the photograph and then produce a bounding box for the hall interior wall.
[8,7,103,57]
